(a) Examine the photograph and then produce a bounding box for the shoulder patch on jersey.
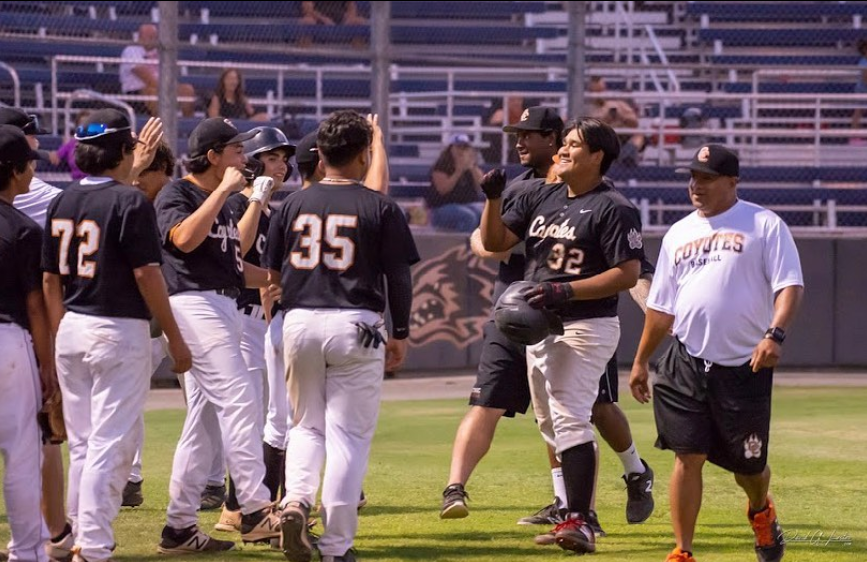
[628,228,643,250]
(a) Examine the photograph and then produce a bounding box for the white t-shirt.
[647,200,803,366]
[13,177,62,229]
[120,44,158,93]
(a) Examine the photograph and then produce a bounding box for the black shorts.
[653,339,773,475]
[595,354,619,404]
[469,320,530,417]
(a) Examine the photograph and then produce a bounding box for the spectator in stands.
[484,96,526,164]
[851,38,867,143]
[207,68,268,122]
[427,133,486,233]
[588,76,645,166]
[120,23,196,118]
[48,110,90,180]
[297,1,366,48]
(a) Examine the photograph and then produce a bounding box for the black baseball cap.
[294,130,319,166]
[0,107,49,135]
[0,125,43,164]
[188,118,258,159]
[74,109,135,145]
[675,144,739,177]
[502,106,564,134]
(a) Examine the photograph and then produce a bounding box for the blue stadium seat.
[687,2,867,20]
[699,28,865,48]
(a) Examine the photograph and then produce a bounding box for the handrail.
[61,89,136,135]
[0,61,21,108]
[644,25,680,92]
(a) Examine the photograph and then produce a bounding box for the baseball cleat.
[46,523,74,561]
[586,509,606,537]
[553,513,596,554]
[280,501,314,562]
[240,506,281,543]
[199,483,226,511]
[624,459,655,524]
[666,547,697,561]
[749,497,785,562]
[214,506,241,532]
[121,480,143,508]
[157,525,235,554]
[517,499,564,525]
[439,483,469,519]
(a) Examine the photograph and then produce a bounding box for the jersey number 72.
[290,213,357,271]
[51,219,101,278]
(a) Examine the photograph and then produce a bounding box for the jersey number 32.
[51,219,100,278]
[290,213,357,271]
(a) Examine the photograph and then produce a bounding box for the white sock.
[616,443,646,476]
[552,467,567,507]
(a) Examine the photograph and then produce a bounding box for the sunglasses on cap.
[74,123,132,140]
[22,114,42,135]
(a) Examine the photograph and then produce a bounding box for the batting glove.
[480,168,507,200]
[524,282,574,309]
[249,176,275,205]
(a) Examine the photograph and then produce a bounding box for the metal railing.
[0,61,21,108]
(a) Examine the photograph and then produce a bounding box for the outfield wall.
[404,233,867,370]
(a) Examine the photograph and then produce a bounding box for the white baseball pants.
[56,312,151,562]
[0,324,48,562]
[264,310,292,450]
[165,291,271,529]
[526,317,620,454]
[281,308,385,557]
[130,337,167,484]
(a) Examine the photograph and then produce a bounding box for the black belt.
[241,304,265,320]
[214,287,240,300]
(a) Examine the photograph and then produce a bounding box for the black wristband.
[392,327,409,340]
[764,327,786,345]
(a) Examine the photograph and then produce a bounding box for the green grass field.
[1,386,864,561]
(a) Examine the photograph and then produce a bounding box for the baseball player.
[41,109,191,562]
[154,118,282,553]
[0,125,55,562]
[0,107,71,560]
[214,126,293,532]
[442,108,654,535]
[480,117,645,554]
[630,145,803,562]
[265,110,419,562]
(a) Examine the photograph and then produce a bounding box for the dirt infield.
[145,369,867,411]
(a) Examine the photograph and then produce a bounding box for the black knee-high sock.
[263,442,286,502]
[560,441,596,518]
[226,477,240,511]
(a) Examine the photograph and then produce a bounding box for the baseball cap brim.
[503,122,550,133]
[226,130,258,146]
[675,163,723,176]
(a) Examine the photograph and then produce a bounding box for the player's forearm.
[769,285,804,331]
[364,134,389,193]
[25,289,54,374]
[633,308,674,365]
[42,273,66,336]
[133,265,183,343]
[243,262,269,288]
[479,199,514,252]
[237,199,263,255]
[385,262,412,340]
[170,190,231,252]
[569,259,640,300]
[469,228,511,261]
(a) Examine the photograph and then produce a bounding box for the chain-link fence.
[2,1,867,228]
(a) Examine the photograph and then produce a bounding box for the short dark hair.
[184,145,222,174]
[0,160,28,192]
[144,142,175,176]
[74,138,136,176]
[563,117,621,175]
[316,110,371,168]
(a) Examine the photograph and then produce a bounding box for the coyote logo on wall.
[409,245,497,348]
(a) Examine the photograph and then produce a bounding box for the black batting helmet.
[494,281,565,346]
[242,127,296,182]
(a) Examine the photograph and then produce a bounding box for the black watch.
[764,327,786,345]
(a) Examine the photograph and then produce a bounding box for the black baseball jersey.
[226,192,269,309]
[155,178,244,295]
[0,200,43,329]
[492,169,546,303]
[41,179,163,319]
[502,178,645,321]
[264,181,420,313]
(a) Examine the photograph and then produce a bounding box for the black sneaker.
[439,483,469,519]
[121,480,143,508]
[586,509,606,537]
[157,525,235,554]
[280,501,314,562]
[199,483,226,511]
[321,549,357,562]
[623,459,655,524]
[552,513,596,554]
[517,500,565,525]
